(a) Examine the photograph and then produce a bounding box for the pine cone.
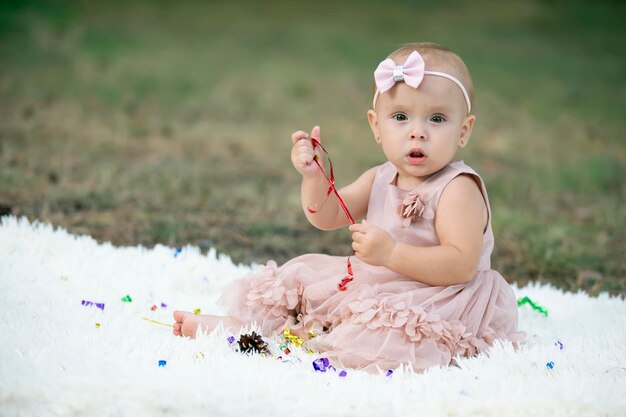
[237,332,269,355]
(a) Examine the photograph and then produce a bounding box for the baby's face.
[371,76,473,189]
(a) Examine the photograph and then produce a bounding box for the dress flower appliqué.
[399,190,433,227]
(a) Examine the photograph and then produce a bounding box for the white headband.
[372,50,472,114]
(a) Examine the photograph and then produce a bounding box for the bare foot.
[172,310,242,338]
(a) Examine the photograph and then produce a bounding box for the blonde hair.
[372,42,475,111]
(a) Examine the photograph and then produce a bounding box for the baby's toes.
[172,322,182,336]
[181,318,198,338]
[173,310,191,323]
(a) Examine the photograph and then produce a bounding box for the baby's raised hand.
[349,220,396,267]
[291,125,322,177]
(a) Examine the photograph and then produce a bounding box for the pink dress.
[220,161,525,372]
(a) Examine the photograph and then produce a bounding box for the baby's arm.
[350,174,486,285]
[291,126,377,230]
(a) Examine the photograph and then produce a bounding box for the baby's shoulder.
[434,161,483,191]
[427,161,486,206]
[440,174,483,202]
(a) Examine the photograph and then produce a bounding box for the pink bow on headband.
[372,50,472,113]
[374,50,425,93]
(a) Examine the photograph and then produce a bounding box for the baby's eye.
[430,115,446,123]
[392,113,408,121]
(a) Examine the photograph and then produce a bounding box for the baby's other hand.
[291,125,322,177]
[349,220,396,267]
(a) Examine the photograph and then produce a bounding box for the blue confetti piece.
[173,248,182,257]
[158,360,167,367]
[81,300,105,310]
[313,358,331,372]
[546,361,555,369]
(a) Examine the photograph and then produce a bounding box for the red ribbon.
[307,137,355,291]
[307,138,355,224]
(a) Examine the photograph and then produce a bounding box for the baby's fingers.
[348,222,367,233]
[310,125,321,141]
[291,130,309,144]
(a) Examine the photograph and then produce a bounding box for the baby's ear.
[367,110,381,143]
[459,114,476,147]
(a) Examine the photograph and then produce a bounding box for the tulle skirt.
[219,254,525,373]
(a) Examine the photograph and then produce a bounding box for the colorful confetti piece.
[150,305,157,311]
[173,248,182,257]
[141,317,173,327]
[312,358,331,372]
[95,323,101,328]
[227,335,236,344]
[517,296,548,316]
[193,308,201,315]
[158,360,167,367]
[121,295,132,302]
[546,361,555,369]
[81,300,105,310]
[386,369,394,377]
[283,328,305,347]
[160,303,168,309]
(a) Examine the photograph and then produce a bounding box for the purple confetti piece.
[338,370,347,377]
[161,303,168,309]
[227,336,236,344]
[81,300,104,310]
[312,357,331,372]
[555,340,564,350]
[81,300,105,310]
[386,369,394,377]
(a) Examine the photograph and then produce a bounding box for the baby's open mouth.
[409,151,425,158]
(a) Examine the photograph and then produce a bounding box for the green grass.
[0,0,624,295]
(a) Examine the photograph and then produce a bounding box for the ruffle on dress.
[348,295,494,361]
[222,261,303,335]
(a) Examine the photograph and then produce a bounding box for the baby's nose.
[409,123,426,140]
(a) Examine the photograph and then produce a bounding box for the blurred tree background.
[0,0,624,295]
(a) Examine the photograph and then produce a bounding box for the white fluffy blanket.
[0,216,625,417]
